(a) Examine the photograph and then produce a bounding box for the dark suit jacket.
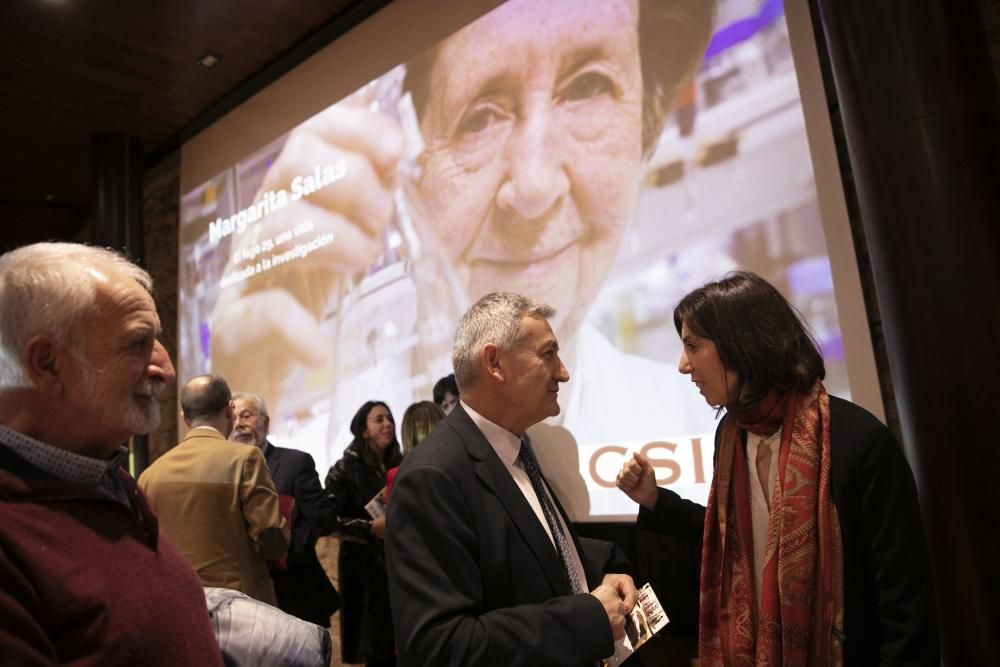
[263,441,342,626]
[638,396,939,665]
[386,404,628,667]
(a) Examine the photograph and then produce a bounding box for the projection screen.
[178,0,880,521]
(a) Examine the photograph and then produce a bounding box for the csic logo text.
[586,437,711,489]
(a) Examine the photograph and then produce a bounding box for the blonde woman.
[386,401,445,500]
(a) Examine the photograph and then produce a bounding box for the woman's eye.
[561,72,614,102]
[458,106,501,136]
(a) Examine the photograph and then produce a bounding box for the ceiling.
[2,0,998,253]
[0,0,386,251]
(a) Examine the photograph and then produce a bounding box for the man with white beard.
[230,391,341,626]
[0,242,224,666]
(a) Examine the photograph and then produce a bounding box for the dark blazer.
[638,396,939,665]
[325,443,400,663]
[386,404,628,667]
[263,442,342,626]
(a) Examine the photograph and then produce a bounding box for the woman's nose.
[496,104,569,220]
[678,350,692,375]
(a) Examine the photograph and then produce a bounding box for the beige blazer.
[138,427,289,605]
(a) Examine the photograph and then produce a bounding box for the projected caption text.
[219,221,333,289]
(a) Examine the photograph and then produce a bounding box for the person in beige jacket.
[139,374,289,605]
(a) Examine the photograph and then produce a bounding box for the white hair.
[231,391,269,419]
[0,242,152,388]
[451,292,556,391]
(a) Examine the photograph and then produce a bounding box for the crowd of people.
[0,241,938,667]
[0,0,952,663]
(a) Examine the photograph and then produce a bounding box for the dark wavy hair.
[348,400,403,469]
[673,272,825,406]
[432,373,459,406]
[403,0,716,158]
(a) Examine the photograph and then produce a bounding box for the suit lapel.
[264,442,282,485]
[448,406,570,596]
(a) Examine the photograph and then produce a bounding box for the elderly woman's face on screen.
[417,0,644,334]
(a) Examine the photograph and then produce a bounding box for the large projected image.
[179,0,848,520]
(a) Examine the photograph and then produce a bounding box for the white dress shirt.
[188,424,226,437]
[462,401,589,591]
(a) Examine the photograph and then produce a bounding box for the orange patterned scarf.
[698,382,844,666]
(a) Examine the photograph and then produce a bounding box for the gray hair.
[0,242,152,388]
[451,292,556,390]
[232,392,270,420]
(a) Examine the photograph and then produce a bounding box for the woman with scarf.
[617,272,938,665]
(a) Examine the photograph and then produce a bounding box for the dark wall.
[143,152,181,461]
[813,0,1000,663]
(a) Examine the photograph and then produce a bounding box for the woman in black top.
[617,271,937,665]
[326,400,402,667]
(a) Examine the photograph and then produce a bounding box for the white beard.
[78,360,163,436]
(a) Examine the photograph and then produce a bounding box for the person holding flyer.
[325,401,402,666]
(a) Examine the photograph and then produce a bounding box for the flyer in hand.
[364,486,388,519]
[604,583,669,667]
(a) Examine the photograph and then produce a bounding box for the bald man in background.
[140,374,289,605]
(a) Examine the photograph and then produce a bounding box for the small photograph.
[624,604,653,651]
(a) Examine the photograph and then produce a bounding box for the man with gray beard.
[0,242,224,666]
[230,392,341,626]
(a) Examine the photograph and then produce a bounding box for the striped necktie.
[517,438,586,594]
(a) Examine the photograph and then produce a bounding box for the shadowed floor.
[315,536,343,666]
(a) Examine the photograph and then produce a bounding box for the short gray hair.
[451,292,556,390]
[232,392,269,420]
[0,242,152,388]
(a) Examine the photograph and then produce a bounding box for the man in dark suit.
[386,292,637,667]
[231,392,342,627]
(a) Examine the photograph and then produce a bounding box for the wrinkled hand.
[590,583,629,641]
[210,102,403,404]
[616,451,659,511]
[370,516,386,540]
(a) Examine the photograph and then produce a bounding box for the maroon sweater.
[0,444,224,666]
